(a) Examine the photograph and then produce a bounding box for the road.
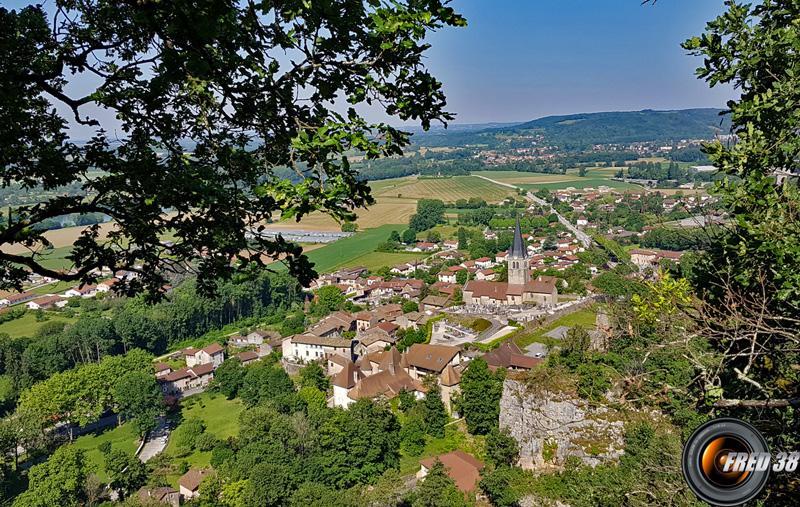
[138,416,170,462]
[473,174,593,249]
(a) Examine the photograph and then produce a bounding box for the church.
[462,218,558,307]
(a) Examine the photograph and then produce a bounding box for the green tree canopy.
[113,370,163,436]
[0,1,465,296]
[12,447,92,507]
[459,358,504,435]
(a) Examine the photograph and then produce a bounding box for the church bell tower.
[507,216,530,285]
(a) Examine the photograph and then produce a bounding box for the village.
[127,183,708,503]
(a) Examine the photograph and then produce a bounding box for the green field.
[519,178,643,191]
[34,246,76,271]
[284,224,406,274]
[29,280,74,296]
[336,251,425,271]
[70,421,140,482]
[514,308,598,349]
[371,175,515,203]
[0,311,77,339]
[164,393,244,486]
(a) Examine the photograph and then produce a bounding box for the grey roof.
[509,216,528,259]
[544,326,570,340]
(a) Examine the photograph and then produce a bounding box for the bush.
[171,418,206,455]
[196,432,219,452]
[576,363,613,401]
[210,443,236,468]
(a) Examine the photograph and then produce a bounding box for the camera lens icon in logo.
[700,435,752,487]
[683,418,770,506]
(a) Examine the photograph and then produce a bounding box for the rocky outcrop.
[499,378,625,470]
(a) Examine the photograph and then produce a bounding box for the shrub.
[196,432,219,452]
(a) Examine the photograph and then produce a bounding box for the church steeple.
[509,216,527,259]
[507,216,530,285]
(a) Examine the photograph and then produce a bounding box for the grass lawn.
[71,422,141,482]
[0,311,77,339]
[398,421,487,475]
[164,393,244,486]
[514,308,598,349]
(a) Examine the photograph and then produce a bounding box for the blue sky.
[411,0,735,124]
[7,0,735,135]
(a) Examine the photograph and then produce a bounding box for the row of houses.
[0,277,122,309]
[629,248,685,270]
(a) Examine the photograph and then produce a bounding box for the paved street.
[138,416,169,463]
[473,174,593,248]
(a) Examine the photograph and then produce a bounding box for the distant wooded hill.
[411,108,730,149]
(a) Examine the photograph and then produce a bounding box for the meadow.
[164,393,244,486]
[70,421,140,482]
[514,308,598,349]
[273,223,406,274]
[0,311,77,339]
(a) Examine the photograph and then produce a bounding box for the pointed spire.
[509,215,527,259]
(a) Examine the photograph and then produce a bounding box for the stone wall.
[499,378,625,470]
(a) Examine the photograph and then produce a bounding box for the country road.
[474,174,593,248]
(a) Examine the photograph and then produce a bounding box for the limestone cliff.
[499,378,625,470]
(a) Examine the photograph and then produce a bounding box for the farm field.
[275,223,406,274]
[473,170,582,185]
[0,223,118,255]
[267,196,417,232]
[371,175,515,203]
[70,421,140,482]
[518,178,643,191]
[336,251,425,271]
[0,311,77,339]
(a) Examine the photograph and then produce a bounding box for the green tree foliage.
[400,414,427,457]
[113,370,163,436]
[299,362,330,392]
[290,482,343,507]
[239,362,296,407]
[591,272,646,298]
[243,462,298,507]
[314,399,401,488]
[398,388,418,413]
[402,229,418,244]
[682,0,800,421]
[315,286,345,315]
[479,466,521,507]
[459,358,505,435]
[409,200,446,232]
[341,221,358,233]
[12,447,91,507]
[0,1,465,295]
[486,427,520,467]
[457,227,469,250]
[105,449,147,499]
[212,358,246,399]
[421,382,448,438]
[412,460,469,507]
[402,301,419,314]
[171,418,206,456]
[16,349,152,430]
